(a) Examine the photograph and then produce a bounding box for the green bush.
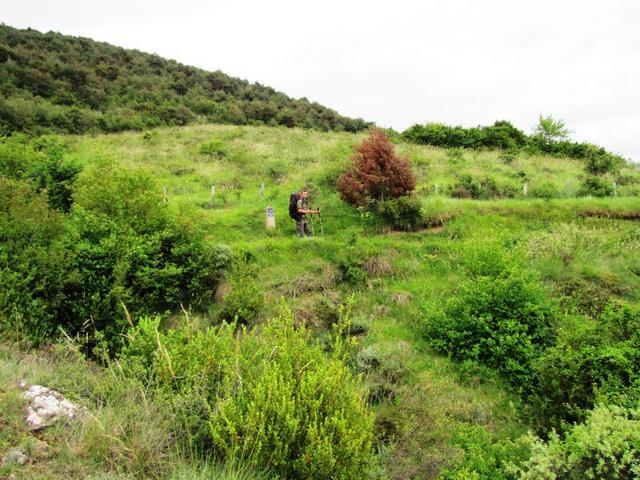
[578,176,614,197]
[0,162,231,348]
[448,174,516,199]
[0,178,70,341]
[440,425,532,480]
[0,134,80,211]
[199,139,227,158]
[217,267,264,325]
[530,303,640,432]
[520,405,640,480]
[120,310,374,479]
[530,182,560,200]
[424,273,555,392]
[585,148,620,175]
[374,196,424,231]
[336,246,367,284]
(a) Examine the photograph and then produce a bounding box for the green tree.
[534,114,571,143]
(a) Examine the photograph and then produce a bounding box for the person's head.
[301,190,309,199]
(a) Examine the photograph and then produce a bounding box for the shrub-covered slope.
[0,25,369,135]
[2,124,640,479]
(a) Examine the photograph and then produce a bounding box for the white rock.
[21,384,84,430]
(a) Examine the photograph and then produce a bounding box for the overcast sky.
[3,0,639,161]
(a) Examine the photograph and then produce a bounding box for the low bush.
[0,134,80,212]
[424,272,555,393]
[520,404,640,480]
[0,162,231,349]
[578,176,614,197]
[120,310,374,479]
[530,302,640,432]
[449,174,517,200]
[530,182,560,200]
[216,266,264,325]
[336,247,367,284]
[374,196,424,231]
[199,139,227,158]
[585,148,620,175]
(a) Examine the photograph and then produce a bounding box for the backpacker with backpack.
[289,192,301,220]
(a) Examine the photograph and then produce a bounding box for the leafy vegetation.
[402,118,627,173]
[1,117,640,479]
[121,310,373,479]
[0,25,369,135]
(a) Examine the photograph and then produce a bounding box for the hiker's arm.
[298,208,318,214]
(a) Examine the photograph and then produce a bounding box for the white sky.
[3,0,639,161]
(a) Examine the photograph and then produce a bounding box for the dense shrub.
[402,120,626,168]
[0,134,80,211]
[520,405,640,480]
[440,425,532,480]
[530,303,640,432]
[199,139,227,158]
[216,265,264,325]
[0,162,231,348]
[0,178,70,340]
[337,129,416,206]
[424,273,555,392]
[120,310,374,479]
[530,182,560,200]
[402,121,528,150]
[578,176,614,197]
[449,174,517,199]
[373,196,424,231]
[585,148,619,175]
[336,246,368,284]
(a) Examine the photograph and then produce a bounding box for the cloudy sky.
[4,0,639,160]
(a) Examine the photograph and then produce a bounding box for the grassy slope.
[3,123,640,478]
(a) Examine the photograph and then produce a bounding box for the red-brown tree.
[337,129,416,206]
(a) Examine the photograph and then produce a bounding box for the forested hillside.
[0,25,369,135]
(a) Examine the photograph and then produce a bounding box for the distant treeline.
[0,25,369,135]
[402,121,624,163]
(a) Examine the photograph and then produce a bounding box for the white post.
[434,183,439,194]
[265,206,276,229]
[523,182,528,197]
[613,181,617,197]
[210,185,216,208]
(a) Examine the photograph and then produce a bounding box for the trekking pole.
[317,208,324,236]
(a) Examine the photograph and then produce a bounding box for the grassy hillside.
[2,124,640,479]
[0,25,369,135]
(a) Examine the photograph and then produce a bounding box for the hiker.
[289,189,319,237]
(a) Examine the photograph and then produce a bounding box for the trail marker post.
[265,206,276,229]
[523,182,528,197]
[210,185,216,208]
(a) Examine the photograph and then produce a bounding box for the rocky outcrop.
[20,383,86,431]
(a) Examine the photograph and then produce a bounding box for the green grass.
[3,123,640,478]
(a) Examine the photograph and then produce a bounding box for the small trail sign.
[265,206,275,229]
